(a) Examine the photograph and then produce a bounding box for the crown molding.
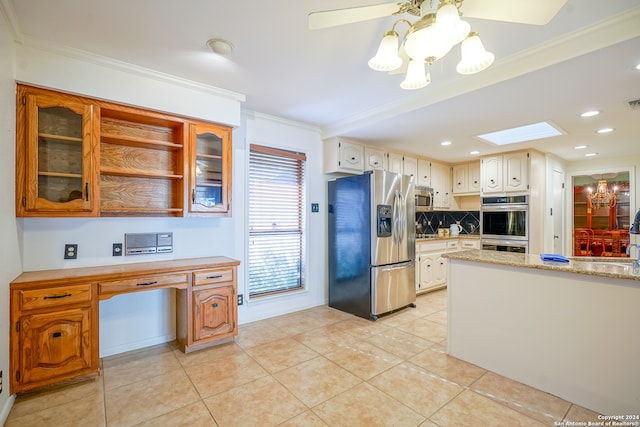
[0,0,23,42]
[17,35,246,103]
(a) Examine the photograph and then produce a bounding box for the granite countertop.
[443,249,640,282]
[416,235,480,242]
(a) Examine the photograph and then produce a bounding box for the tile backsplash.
[416,210,480,235]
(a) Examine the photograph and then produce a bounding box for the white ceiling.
[5,0,640,163]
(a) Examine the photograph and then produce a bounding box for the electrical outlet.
[311,203,319,213]
[237,294,243,305]
[64,244,78,259]
[112,243,123,256]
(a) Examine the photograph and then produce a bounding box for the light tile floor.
[6,289,603,427]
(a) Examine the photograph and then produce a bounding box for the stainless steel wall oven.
[481,195,528,253]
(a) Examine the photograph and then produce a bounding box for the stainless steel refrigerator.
[328,169,416,320]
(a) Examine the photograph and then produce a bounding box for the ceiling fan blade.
[309,2,403,30]
[460,0,568,25]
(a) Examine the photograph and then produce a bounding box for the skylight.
[477,121,564,145]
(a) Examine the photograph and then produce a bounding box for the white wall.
[0,11,21,423]
[238,112,327,324]
[14,44,327,357]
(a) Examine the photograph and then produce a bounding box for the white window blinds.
[248,144,306,297]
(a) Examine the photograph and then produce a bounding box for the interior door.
[552,169,565,254]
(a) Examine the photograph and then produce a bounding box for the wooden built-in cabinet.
[16,88,99,216]
[11,256,239,394]
[10,282,99,393]
[188,123,232,215]
[16,84,233,217]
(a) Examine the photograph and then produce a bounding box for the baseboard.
[99,334,176,358]
[0,394,16,426]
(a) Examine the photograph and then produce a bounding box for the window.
[248,144,306,297]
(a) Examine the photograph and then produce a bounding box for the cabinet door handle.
[192,188,196,203]
[206,274,223,279]
[52,331,63,338]
[44,293,72,300]
[85,182,89,201]
[212,303,219,308]
[136,281,158,287]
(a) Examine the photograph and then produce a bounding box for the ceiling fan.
[308,0,568,30]
[308,0,567,89]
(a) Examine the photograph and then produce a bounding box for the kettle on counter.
[450,223,463,237]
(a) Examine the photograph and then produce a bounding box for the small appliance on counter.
[328,170,416,320]
[450,223,462,236]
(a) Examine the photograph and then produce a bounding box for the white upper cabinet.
[430,161,451,209]
[452,161,480,195]
[417,159,431,186]
[364,146,387,171]
[452,164,469,194]
[503,152,529,192]
[468,161,481,193]
[388,152,404,174]
[481,152,529,194]
[323,137,364,174]
[403,155,418,178]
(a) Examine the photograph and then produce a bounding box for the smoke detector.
[207,38,233,55]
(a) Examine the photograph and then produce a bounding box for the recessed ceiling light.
[635,63,640,71]
[584,153,598,157]
[580,110,600,118]
[469,150,480,155]
[440,141,452,146]
[596,128,614,134]
[477,121,564,145]
[574,145,588,150]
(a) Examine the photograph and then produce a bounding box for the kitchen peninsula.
[444,250,640,415]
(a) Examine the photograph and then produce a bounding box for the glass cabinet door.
[189,123,231,214]
[24,93,96,214]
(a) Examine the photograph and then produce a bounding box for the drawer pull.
[136,281,158,287]
[44,293,72,300]
[206,274,223,279]
[212,303,218,308]
[52,332,62,338]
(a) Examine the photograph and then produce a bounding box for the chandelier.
[368,0,494,90]
[588,180,617,209]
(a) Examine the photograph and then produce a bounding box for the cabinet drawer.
[99,273,188,296]
[460,239,480,249]
[18,284,93,311]
[193,268,234,286]
[418,241,447,253]
[446,240,459,251]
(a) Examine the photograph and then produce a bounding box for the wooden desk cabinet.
[10,256,239,394]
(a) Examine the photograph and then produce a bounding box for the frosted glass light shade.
[400,59,430,90]
[456,33,494,75]
[368,31,402,71]
[435,3,470,46]
[404,18,453,61]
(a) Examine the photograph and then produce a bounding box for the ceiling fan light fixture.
[400,59,430,90]
[404,16,453,62]
[435,2,470,45]
[456,32,495,75]
[368,30,403,71]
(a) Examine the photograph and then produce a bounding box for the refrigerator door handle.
[392,190,400,244]
[399,192,406,241]
[379,261,415,272]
